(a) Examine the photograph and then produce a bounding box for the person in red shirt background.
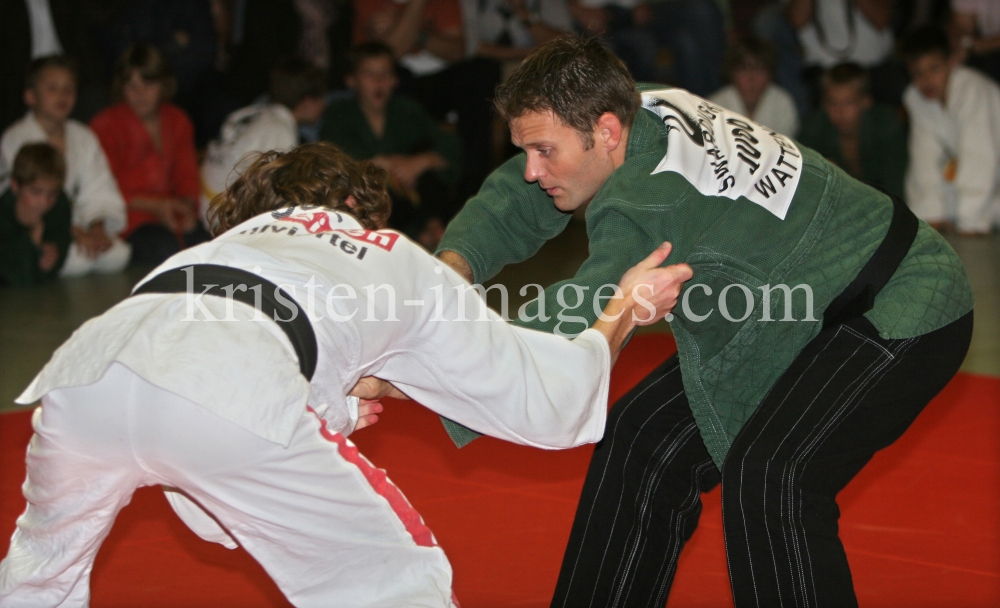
[91,43,209,267]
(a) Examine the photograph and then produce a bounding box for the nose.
[524,154,545,183]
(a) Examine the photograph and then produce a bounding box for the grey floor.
[1,222,997,412]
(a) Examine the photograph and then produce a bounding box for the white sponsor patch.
[641,89,802,220]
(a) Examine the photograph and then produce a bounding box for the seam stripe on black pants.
[552,311,973,608]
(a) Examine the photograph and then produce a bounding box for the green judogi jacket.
[0,188,71,287]
[437,90,972,467]
[320,94,462,186]
[797,103,908,201]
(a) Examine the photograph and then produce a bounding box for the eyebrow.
[513,138,552,150]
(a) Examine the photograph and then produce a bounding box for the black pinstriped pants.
[552,312,973,608]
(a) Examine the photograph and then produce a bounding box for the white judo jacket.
[17,206,612,450]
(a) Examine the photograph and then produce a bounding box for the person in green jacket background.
[433,37,973,607]
[1,142,72,287]
[798,62,908,201]
[320,42,462,249]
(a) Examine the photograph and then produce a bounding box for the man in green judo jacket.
[435,37,974,607]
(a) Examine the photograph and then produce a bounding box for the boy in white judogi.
[903,26,1000,235]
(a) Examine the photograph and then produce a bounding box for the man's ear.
[597,112,624,152]
[344,195,358,209]
[23,88,36,109]
[9,179,21,195]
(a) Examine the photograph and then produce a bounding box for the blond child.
[0,55,131,276]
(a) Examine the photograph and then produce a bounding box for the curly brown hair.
[207,142,392,236]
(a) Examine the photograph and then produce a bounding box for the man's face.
[24,67,76,123]
[731,64,770,109]
[349,55,397,114]
[823,83,870,135]
[909,52,952,102]
[122,70,163,120]
[510,110,616,212]
[12,177,60,225]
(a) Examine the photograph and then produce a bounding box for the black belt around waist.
[823,190,919,330]
[132,264,318,380]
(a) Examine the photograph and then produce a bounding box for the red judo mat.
[1,333,998,607]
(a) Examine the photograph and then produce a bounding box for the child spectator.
[200,57,327,224]
[710,37,800,137]
[91,43,209,267]
[798,62,906,200]
[0,143,72,286]
[902,26,1000,235]
[320,42,461,248]
[0,55,130,277]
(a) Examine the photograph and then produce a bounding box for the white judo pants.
[0,363,455,608]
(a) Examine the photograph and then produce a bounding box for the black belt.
[823,190,918,330]
[132,264,318,380]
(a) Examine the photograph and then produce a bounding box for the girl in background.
[91,43,208,266]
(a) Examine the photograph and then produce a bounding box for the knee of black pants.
[601,356,720,510]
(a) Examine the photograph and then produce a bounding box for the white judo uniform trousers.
[0,208,613,608]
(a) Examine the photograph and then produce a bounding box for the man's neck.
[33,112,65,139]
[360,102,388,138]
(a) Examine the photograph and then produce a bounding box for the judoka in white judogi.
[0,206,634,608]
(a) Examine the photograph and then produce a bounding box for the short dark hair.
[348,42,395,74]
[494,36,641,148]
[111,43,177,103]
[11,143,66,186]
[723,36,777,80]
[269,57,327,109]
[25,55,78,90]
[821,62,870,97]
[901,26,952,64]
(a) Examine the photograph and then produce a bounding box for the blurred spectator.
[0,143,72,286]
[0,0,109,130]
[570,0,658,81]
[902,26,1000,235]
[755,0,900,116]
[321,42,461,248]
[91,44,209,268]
[952,0,1000,83]
[93,0,217,137]
[355,0,499,197]
[201,57,327,227]
[710,36,799,136]
[294,0,356,89]
[647,0,729,96]
[182,0,302,147]
[798,62,906,198]
[466,0,573,62]
[0,55,131,277]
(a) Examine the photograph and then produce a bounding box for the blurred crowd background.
[1,0,998,288]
